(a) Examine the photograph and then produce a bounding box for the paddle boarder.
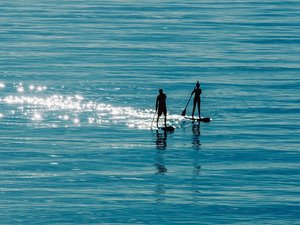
[156,89,167,127]
[191,81,202,119]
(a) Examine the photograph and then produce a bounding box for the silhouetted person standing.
[156,89,167,127]
[191,81,202,118]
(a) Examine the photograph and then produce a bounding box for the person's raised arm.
[191,89,195,96]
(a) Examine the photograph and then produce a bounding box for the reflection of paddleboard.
[184,117,211,122]
[159,126,175,132]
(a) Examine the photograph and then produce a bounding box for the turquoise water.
[1,0,300,224]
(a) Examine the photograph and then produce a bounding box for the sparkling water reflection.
[0,83,182,129]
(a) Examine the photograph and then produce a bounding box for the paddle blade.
[181,109,187,116]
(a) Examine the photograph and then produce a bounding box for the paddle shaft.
[151,110,156,127]
[181,83,197,116]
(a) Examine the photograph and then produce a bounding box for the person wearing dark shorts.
[156,89,167,127]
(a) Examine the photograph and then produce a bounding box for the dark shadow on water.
[152,124,203,203]
[153,130,168,203]
[192,122,202,175]
[154,130,167,151]
[154,150,167,204]
[192,121,201,150]
[190,122,203,204]
[154,130,168,174]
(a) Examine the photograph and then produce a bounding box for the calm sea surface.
[1,0,300,224]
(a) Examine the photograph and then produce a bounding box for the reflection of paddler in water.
[192,122,201,150]
[154,134,167,203]
[154,130,167,175]
[191,122,202,175]
[191,81,202,119]
[155,130,167,150]
[155,89,167,127]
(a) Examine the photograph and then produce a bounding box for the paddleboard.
[184,117,211,122]
[159,126,175,132]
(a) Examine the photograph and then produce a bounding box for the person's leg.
[197,100,201,118]
[192,99,196,118]
[157,109,162,127]
[160,110,166,127]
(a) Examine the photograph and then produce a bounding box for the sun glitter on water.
[0,83,182,129]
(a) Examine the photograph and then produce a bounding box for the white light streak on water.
[0,91,182,129]
[17,85,24,93]
[32,112,43,121]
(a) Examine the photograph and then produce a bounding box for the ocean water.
[1,0,300,224]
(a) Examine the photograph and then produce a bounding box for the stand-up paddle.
[181,83,197,116]
[181,94,192,116]
[150,110,156,128]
